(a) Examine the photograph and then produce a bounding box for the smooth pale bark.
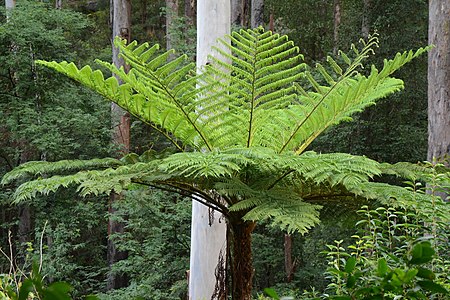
[108,0,131,290]
[5,0,15,10]
[189,2,230,299]
[428,0,450,165]
[250,0,263,28]
[166,0,179,51]
[362,0,371,39]
[333,0,341,55]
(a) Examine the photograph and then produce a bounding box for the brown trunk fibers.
[229,219,256,300]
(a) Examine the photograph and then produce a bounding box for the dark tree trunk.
[185,0,195,25]
[18,205,31,246]
[229,220,255,300]
[284,233,296,282]
[231,0,243,26]
[250,0,263,28]
[107,195,128,289]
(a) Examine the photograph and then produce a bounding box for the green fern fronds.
[10,28,431,234]
[1,158,121,185]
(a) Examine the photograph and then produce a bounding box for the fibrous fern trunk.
[229,219,256,300]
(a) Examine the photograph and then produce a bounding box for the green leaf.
[409,241,435,265]
[416,267,436,280]
[346,275,357,289]
[377,258,389,277]
[43,282,72,300]
[417,280,448,294]
[264,288,280,299]
[344,257,356,273]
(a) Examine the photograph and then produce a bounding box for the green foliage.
[0,1,112,294]
[4,28,431,235]
[322,168,450,299]
[0,261,99,300]
[96,189,191,300]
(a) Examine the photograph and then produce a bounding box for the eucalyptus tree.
[109,0,132,290]
[189,1,230,299]
[428,0,450,166]
[2,30,430,299]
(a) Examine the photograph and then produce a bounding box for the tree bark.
[230,220,255,300]
[250,0,264,28]
[333,0,341,55]
[185,0,195,25]
[108,0,131,290]
[5,0,16,10]
[361,0,371,39]
[231,0,249,27]
[166,0,179,51]
[284,234,296,282]
[428,0,450,166]
[189,1,230,299]
[231,0,242,26]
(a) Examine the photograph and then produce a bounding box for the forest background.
[0,0,440,299]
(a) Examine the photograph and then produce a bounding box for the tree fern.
[4,28,432,235]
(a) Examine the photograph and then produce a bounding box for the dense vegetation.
[0,0,448,299]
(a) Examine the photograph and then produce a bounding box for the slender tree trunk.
[108,0,131,290]
[284,234,297,282]
[189,1,230,299]
[428,0,450,165]
[231,0,242,26]
[6,0,32,260]
[55,0,62,9]
[269,11,274,32]
[230,220,255,300]
[333,0,341,55]
[166,0,179,51]
[250,0,263,28]
[185,0,195,25]
[361,0,371,39]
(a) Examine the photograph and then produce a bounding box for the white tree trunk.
[189,1,230,299]
[428,0,450,164]
[5,0,15,10]
[333,0,341,55]
[361,0,371,39]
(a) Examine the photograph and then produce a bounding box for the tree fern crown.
[6,29,430,233]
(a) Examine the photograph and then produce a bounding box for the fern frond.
[1,158,122,185]
[277,41,431,154]
[158,151,249,178]
[352,181,433,208]
[203,28,305,148]
[37,40,211,151]
[239,188,322,234]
